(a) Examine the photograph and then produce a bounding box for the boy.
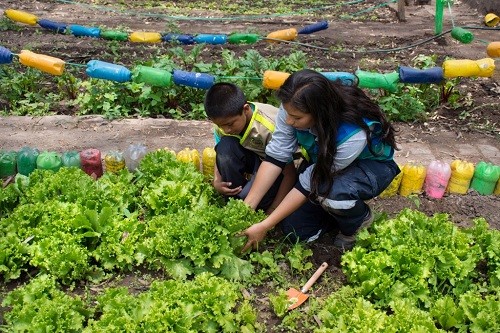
[204,82,296,213]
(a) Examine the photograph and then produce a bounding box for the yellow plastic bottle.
[4,9,38,25]
[129,32,162,43]
[399,164,426,196]
[104,151,126,173]
[263,70,290,90]
[378,166,403,198]
[202,147,216,179]
[443,58,495,78]
[19,50,65,76]
[266,28,298,42]
[494,179,500,196]
[446,160,475,194]
[176,148,201,171]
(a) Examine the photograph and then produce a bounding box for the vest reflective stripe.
[215,102,278,158]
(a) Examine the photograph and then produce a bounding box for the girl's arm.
[242,188,307,252]
[245,106,298,209]
[265,162,297,215]
[243,161,283,210]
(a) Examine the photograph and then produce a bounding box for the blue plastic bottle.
[173,70,215,89]
[38,19,67,34]
[86,60,132,83]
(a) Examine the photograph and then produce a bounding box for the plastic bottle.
[450,27,474,44]
[355,70,399,92]
[172,70,215,89]
[86,60,131,83]
[378,167,403,198]
[484,13,500,27]
[193,34,227,45]
[69,24,101,38]
[4,9,38,25]
[470,161,500,195]
[0,151,17,178]
[399,164,426,196]
[266,28,298,42]
[0,46,13,64]
[321,72,358,86]
[37,19,67,34]
[177,148,200,171]
[124,144,147,172]
[447,160,475,194]
[227,33,261,44]
[494,178,500,196]
[104,151,126,173]
[17,147,39,176]
[36,151,62,172]
[202,147,216,179]
[61,151,81,168]
[298,21,329,34]
[133,66,173,87]
[443,58,495,78]
[19,50,65,76]
[129,31,162,43]
[161,34,195,45]
[424,160,451,199]
[263,70,290,90]
[486,42,500,58]
[100,30,129,41]
[80,149,103,178]
[398,66,444,84]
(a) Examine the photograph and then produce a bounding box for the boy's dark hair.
[204,83,247,119]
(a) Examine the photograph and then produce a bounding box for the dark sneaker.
[333,207,374,251]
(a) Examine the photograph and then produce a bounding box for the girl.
[242,69,400,252]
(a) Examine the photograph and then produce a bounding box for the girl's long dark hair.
[276,69,398,200]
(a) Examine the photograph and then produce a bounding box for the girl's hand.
[241,222,270,252]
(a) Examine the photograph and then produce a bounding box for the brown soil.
[1,1,499,330]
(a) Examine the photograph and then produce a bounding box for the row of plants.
[1,149,499,331]
[0,34,467,122]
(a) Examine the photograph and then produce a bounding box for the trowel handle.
[300,262,328,293]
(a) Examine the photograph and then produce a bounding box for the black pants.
[215,136,282,211]
[280,159,400,242]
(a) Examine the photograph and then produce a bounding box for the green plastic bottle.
[61,151,81,168]
[227,33,261,44]
[0,151,17,178]
[17,146,39,176]
[470,161,500,195]
[450,27,474,44]
[100,30,129,41]
[36,151,62,172]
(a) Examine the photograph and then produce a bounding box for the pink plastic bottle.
[424,160,452,199]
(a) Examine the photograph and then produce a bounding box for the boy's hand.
[213,165,242,196]
[213,179,242,196]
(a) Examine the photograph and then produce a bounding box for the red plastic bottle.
[80,149,103,179]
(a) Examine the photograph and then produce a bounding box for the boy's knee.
[215,136,241,156]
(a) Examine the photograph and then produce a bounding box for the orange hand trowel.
[287,262,328,310]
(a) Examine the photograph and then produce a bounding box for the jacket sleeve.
[264,106,297,166]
